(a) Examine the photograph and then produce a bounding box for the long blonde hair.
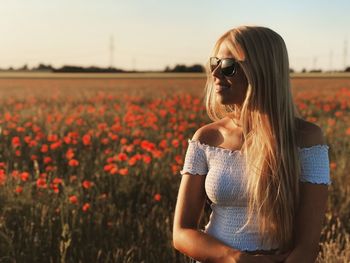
[204,26,302,250]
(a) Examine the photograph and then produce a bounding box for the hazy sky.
[1,0,350,71]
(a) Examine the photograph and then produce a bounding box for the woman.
[172,26,330,263]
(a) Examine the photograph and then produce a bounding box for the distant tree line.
[299,67,350,73]
[0,63,206,73]
[164,64,205,73]
[54,65,125,73]
[0,63,349,73]
[0,64,125,73]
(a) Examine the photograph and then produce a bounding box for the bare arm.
[173,127,243,262]
[286,123,329,263]
[285,182,328,263]
[172,172,241,262]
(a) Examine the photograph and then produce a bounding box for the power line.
[132,58,136,71]
[109,35,114,68]
[312,56,318,69]
[344,38,348,69]
[329,50,333,71]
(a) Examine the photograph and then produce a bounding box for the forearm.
[285,246,319,263]
[173,228,241,262]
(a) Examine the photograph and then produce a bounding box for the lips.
[215,85,230,92]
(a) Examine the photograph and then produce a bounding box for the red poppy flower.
[0,170,6,185]
[82,203,90,212]
[66,148,75,160]
[53,177,63,184]
[128,156,137,166]
[118,168,128,176]
[20,172,30,182]
[346,127,350,136]
[171,139,180,148]
[154,193,161,202]
[142,155,152,164]
[68,159,79,167]
[15,186,23,193]
[82,180,93,189]
[11,137,21,148]
[69,195,78,204]
[82,134,92,146]
[50,141,62,150]
[41,144,49,153]
[48,134,59,142]
[117,153,128,161]
[44,157,52,164]
[36,178,47,188]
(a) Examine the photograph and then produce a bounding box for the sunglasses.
[209,57,240,77]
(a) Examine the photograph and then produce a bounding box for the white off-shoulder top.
[180,138,331,254]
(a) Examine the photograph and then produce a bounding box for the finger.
[267,252,291,261]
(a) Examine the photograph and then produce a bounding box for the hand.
[203,249,241,263]
[203,249,291,263]
[237,251,291,263]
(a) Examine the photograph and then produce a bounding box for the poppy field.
[0,75,349,262]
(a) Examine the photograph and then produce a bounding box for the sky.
[1,0,350,72]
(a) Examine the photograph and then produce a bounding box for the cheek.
[242,73,249,88]
[228,77,247,94]
[237,75,248,94]
[241,82,248,94]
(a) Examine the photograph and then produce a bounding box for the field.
[0,73,349,262]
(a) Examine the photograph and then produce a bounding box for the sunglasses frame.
[209,57,240,77]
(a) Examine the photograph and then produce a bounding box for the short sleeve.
[180,139,208,176]
[298,145,331,185]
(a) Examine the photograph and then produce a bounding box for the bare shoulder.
[191,121,223,146]
[192,117,326,149]
[295,118,326,148]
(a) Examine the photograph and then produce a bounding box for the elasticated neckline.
[188,138,329,156]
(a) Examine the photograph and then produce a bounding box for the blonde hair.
[204,25,302,250]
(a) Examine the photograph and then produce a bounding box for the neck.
[227,112,242,127]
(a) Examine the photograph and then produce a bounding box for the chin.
[216,94,236,105]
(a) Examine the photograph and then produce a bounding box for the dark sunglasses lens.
[221,59,236,76]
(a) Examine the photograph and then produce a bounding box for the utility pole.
[109,35,114,68]
[313,56,318,70]
[344,39,348,70]
[132,58,136,72]
[329,50,333,72]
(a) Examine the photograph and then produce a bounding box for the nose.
[211,62,223,79]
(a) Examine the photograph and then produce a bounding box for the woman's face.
[212,41,248,106]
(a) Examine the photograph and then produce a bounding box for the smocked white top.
[180,138,331,254]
